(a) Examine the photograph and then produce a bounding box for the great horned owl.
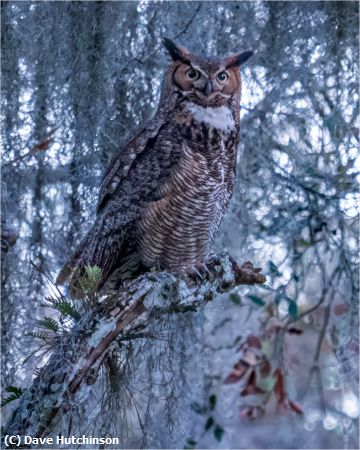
[57,38,253,296]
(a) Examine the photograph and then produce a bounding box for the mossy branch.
[4,255,265,439]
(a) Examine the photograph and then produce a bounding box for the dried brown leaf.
[224,362,247,384]
[246,335,262,349]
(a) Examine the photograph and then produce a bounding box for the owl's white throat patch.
[187,104,235,132]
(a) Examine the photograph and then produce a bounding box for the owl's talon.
[202,264,212,278]
[182,262,215,284]
[197,263,213,279]
[186,266,204,282]
[206,255,221,269]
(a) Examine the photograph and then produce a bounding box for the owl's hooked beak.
[204,80,213,97]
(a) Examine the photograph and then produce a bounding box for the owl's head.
[162,38,253,108]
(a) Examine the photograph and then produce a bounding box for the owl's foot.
[179,255,266,287]
[206,254,222,268]
[198,255,266,286]
[182,263,212,284]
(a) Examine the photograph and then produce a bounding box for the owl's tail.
[56,215,126,298]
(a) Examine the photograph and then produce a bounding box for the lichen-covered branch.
[4,255,265,439]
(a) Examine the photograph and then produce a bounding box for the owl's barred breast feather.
[138,111,239,270]
[57,38,252,296]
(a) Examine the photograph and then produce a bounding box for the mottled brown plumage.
[56,39,253,296]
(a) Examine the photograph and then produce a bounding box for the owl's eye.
[185,68,200,80]
[217,71,229,83]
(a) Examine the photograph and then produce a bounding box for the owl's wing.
[97,115,167,214]
[56,112,172,296]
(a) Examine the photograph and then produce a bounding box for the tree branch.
[4,255,265,438]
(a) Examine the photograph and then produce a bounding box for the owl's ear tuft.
[162,37,190,63]
[225,50,254,68]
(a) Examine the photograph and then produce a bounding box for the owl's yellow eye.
[185,68,200,80]
[217,71,229,83]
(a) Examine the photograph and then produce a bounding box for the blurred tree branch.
[2,128,58,168]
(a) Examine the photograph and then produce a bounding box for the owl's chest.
[159,103,239,208]
[137,107,239,269]
[175,103,239,183]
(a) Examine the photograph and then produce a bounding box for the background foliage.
[1,1,359,448]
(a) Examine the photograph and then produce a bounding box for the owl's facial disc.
[173,63,235,106]
[164,38,252,105]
